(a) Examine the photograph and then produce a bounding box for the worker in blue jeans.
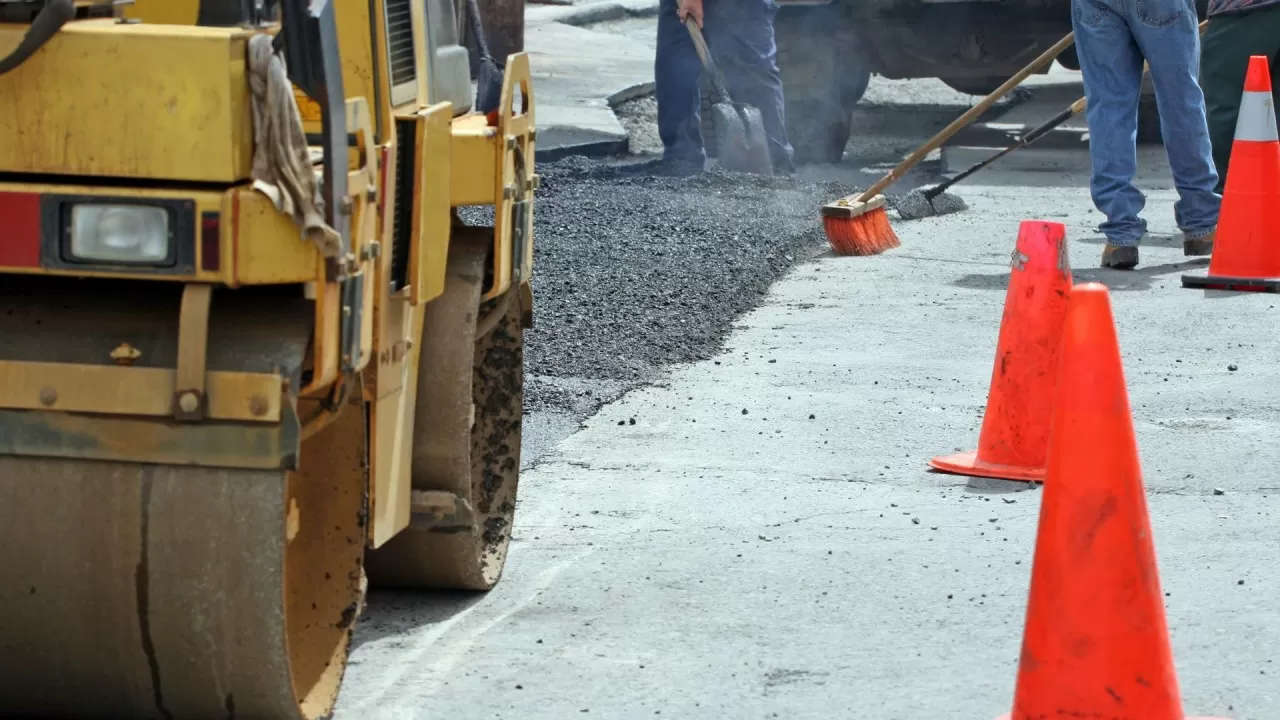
[653,0,795,175]
[1074,0,1221,269]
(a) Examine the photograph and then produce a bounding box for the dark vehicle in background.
[751,0,1210,164]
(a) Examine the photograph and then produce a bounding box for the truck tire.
[773,4,869,164]
[705,4,868,164]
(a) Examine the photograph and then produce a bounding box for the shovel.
[684,17,773,176]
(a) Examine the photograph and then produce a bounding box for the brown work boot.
[1182,228,1216,256]
[1101,243,1139,270]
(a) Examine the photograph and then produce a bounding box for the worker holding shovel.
[1074,0,1221,269]
[653,0,795,175]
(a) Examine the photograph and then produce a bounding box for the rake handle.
[920,19,1206,202]
[925,97,1086,200]
[854,30,1077,203]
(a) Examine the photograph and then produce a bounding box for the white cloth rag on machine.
[246,33,342,259]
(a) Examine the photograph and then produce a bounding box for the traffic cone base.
[996,715,1230,719]
[1183,55,1280,293]
[927,451,1043,482]
[1182,272,1280,292]
[928,220,1071,483]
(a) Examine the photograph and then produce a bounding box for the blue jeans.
[654,0,794,171]
[1073,0,1221,245]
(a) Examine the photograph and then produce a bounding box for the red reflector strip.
[201,212,221,272]
[0,192,42,268]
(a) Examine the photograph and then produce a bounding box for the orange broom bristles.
[823,205,900,256]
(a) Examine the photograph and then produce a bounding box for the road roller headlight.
[68,204,172,265]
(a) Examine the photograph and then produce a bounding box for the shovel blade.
[709,101,774,176]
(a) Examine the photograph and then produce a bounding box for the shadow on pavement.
[965,476,1042,495]
[350,590,487,650]
[949,256,1208,293]
[1073,259,1208,291]
[1072,234,1183,248]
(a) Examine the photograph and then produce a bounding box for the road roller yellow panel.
[450,114,500,207]
[0,21,254,183]
[231,188,327,286]
[365,235,433,545]
[408,102,454,306]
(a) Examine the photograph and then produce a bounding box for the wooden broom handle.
[857,31,1077,203]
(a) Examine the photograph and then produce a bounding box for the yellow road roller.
[0,0,536,715]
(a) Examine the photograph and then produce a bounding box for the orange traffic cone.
[1183,55,1280,292]
[929,220,1072,482]
[995,283,1229,720]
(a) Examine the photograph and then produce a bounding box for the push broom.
[821,31,1078,256]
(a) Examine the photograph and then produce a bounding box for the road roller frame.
[0,0,536,716]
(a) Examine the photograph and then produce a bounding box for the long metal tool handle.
[852,30,1077,203]
[924,97,1086,200]
[922,19,1208,202]
[684,17,730,102]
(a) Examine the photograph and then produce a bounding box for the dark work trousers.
[654,0,794,171]
[1200,4,1280,194]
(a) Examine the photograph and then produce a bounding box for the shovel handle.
[684,17,730,101]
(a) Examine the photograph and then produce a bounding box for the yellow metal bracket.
[174,283,213,421]
[348,97,379,372]
[347,97,379,205]
[489,52,537,301]
[0,361,282,423]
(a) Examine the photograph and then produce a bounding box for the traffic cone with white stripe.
[1183,55,1280,292]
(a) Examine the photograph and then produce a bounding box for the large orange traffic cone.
[1183,55,1280,293]
[996,283,1229,720]
[929,220,1071,482]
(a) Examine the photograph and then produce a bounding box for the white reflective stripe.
[1235,91,1279,143]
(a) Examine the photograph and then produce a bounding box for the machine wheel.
[0,412,368,718]
[364,229,524,591]
[772,4,869,165]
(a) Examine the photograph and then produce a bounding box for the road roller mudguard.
[0,0,537,716]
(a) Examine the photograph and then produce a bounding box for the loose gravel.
[519,156,864,414]
[615,94,663,156]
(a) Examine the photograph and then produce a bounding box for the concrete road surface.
[334,133,1280,720]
